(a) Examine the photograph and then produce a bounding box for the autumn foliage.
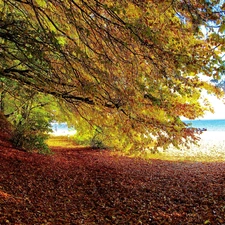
[0,0,225,151]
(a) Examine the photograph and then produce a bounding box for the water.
[50,120,225,134]
[183,119,225,132]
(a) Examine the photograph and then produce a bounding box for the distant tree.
[0,0,225,152]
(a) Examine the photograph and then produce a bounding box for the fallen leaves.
[0,135,225,224]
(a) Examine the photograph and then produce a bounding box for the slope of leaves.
[0,136,225,224]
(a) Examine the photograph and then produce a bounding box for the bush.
[73,133,107,149]
[11,118,52,154]
[90,138,106,149]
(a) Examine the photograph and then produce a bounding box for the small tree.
[0,78,57,153]
[12,117,51,154]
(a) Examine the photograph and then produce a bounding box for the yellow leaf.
[56,36,67,46]
[35,0,47,8]
[219,23,225,34]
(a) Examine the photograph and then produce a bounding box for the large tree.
[0,0,225,152]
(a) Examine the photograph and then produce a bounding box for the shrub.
[11,118,52,154]
[90,138,106,149]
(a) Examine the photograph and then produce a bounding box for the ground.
[0,134,225,224]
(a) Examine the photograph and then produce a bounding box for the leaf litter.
[0,135,225,224]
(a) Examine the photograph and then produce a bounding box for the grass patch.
[46,136,78,148]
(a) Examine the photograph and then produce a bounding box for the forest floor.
[1,134,225,224]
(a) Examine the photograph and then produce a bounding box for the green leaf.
[219,23,225,34]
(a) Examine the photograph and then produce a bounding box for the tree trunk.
[0,90,6,113]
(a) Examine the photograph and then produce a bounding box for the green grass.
[46,136,78,148]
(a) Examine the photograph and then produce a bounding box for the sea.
[183,119,225,132]
[49,120,225,135]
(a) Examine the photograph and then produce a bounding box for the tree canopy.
[0,0,225,152]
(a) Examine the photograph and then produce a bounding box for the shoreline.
[162,131,225,160]
[199,130,225,141]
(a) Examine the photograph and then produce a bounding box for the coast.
[164,131,225,161]
[200,130,225,141]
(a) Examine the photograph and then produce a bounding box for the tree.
[0,0,225,152]
[0,77,60,152]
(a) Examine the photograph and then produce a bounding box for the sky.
[201,94,225,120]
[197,73,225,120]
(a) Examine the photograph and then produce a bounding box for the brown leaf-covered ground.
[0,134,225,224]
